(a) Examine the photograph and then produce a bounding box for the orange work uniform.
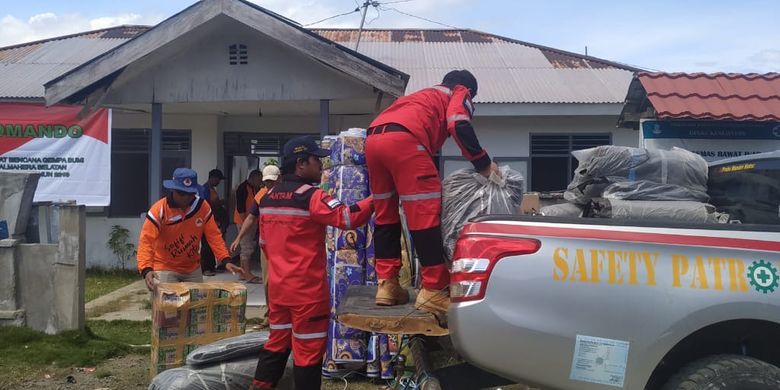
[138,195,230,277]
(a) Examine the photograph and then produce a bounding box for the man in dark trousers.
[365,70,499,316]
[200,168,227,276]
[234,169,263,282]
[251,136,374,390]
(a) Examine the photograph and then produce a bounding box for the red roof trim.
[637,72,780,122]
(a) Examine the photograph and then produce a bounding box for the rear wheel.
[662,355,780,390]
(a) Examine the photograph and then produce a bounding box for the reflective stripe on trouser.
[366,130,450,290]
[254,299,330,387]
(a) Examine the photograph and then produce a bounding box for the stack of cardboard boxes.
[151,282,247,377]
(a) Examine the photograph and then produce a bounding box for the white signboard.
[640,119,780,162]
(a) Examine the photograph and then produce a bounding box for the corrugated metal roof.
[0,26,148,99]
[639,72,780,121]
[2,24,636,104]
[314,29,636,103]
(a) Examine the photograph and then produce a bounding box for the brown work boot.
[375,278,410,306]
[415,288,450,316]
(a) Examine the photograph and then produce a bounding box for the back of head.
[441,69,478,98]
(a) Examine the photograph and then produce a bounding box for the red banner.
[0,103,111,206]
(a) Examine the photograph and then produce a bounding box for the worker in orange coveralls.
[251,136,374,390]
[366,70,499,315]
[137,168,242,290]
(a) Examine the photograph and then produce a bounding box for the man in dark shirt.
[200,169,226,276]
[234,169,262,282]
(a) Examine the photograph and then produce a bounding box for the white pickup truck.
[447,151,780,389]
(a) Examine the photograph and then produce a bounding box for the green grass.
[85,268,139,302]
[87,320,151,346]
[0,320,151,388]
[0,326,128,368]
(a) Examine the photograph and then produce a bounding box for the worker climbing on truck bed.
[366,69,500,316]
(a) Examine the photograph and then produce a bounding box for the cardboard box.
[150,282,247,377]
[520,192,540,215]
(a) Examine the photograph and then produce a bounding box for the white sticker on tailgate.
[570,334,629,388]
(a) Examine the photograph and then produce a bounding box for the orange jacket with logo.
[137,196,230,275]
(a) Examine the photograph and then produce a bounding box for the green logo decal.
[747,260,779,294]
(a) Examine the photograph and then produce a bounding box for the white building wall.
[86,216,144,269]
[441,115,638,157]
[219,114,375,134]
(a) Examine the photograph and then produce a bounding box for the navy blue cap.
[163,168,200,194]
[283,136,330,162]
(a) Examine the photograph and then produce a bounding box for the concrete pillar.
[0,172,40,239]
[0,239,25,326]
[320,99,330,138]
[52,204,86,332]
[18,243,57,333]
[217,115,226,199]
[150,102,162,205]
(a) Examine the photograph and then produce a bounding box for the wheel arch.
[644,319,780,389]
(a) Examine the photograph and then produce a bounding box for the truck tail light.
[450,235,540,303]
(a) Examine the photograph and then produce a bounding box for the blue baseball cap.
[283,136,330,162]
[163,168,200,194]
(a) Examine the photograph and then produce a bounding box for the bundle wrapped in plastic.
[186,331,268,367]
[149,332,294,390]
[602,180,710,202]
[149,357,259,390]
[564,146,708,204]
[329,128,366,167]
[590,199,728,223]
[539,203,584,218]
[442,166,524,261]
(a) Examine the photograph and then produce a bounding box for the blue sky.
[1,0,778,73]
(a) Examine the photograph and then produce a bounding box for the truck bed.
[336,285,448,336]
[471,214,780,232]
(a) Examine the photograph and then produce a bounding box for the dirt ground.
[6,353,385,390]
[6,352,530,390]
[8,353,150,390]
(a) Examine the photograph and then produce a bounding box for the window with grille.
[530,134,610,192]
[109,129,192,217]
[228,44,248,65]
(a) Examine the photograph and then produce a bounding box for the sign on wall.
[0,103,111,206]
[641,119,780,162]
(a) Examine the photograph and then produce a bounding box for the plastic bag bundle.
[329,128,367,167]
[564,146,708,204]
[590,199,728,224]
[602,180,710,202]
[149,357,258,390]
[150,332,296,389]
[186,331,268,367]
[539,203,584,218]
[441,165,524,261]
